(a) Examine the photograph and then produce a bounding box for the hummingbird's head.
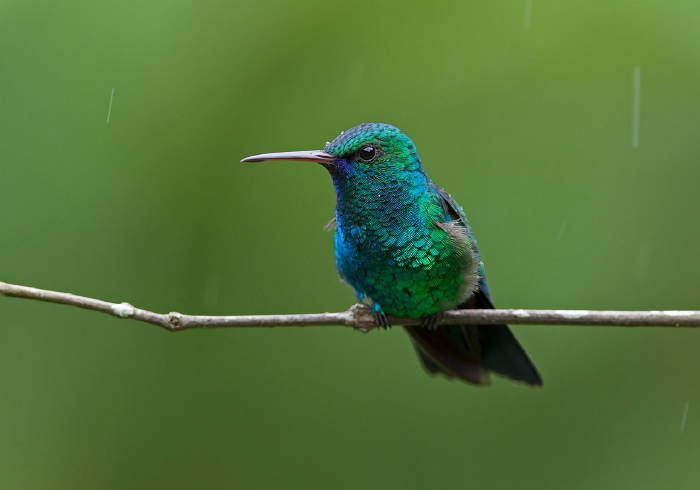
[241,123,424,176]
[241,123,430,216]
[323,123,423,174]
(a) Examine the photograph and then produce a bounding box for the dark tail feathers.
[404,289,543,386]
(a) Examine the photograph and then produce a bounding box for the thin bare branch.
[2,280,700,332]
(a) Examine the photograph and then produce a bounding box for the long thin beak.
[240,150,335,164]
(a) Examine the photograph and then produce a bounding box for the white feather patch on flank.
[435,219,468,243]
[435,219,480,305]
[458,264,482,303]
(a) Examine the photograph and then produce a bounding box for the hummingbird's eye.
[358,145,376,162]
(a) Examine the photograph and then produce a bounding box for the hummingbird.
[242,123,542,386]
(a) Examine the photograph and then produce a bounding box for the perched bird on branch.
[242,123,542,386]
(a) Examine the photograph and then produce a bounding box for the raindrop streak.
[523,0,533,29]
[680,402,690,433]
[635,242,652,281]
[632,67,641,148]
[106,88,115,123]
[556,220,567,240]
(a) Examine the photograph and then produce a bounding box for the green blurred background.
[2,0,700,488]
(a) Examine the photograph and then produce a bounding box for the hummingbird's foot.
[372,303,391,329]
[421,312,443,330]
[374,313,391,329]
